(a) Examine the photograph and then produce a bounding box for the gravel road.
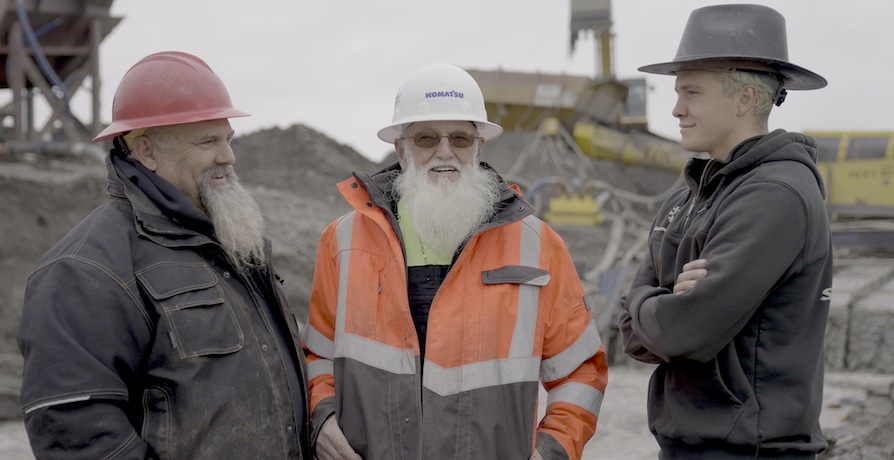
[2,365,889,459]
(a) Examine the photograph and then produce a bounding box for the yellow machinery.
[544,193,604,226]
[464,0,892,254]
[467,66,894,223]
[467,68,691,175]
[807,131,894,219]
[572,121,692,173]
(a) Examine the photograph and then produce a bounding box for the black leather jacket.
[18,154,310,459]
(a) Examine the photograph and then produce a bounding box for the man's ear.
[737,85,758,117]
[130,136,158,171]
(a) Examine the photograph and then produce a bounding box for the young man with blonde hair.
[619,4,833,459]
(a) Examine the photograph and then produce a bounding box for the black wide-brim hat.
[638,4,827,90]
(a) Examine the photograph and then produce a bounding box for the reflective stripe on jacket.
[304,165,608,460]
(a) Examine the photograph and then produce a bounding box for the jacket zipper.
[681,159,714,232]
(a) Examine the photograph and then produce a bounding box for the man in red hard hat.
[18,51,311,459]
[618,4,832,459]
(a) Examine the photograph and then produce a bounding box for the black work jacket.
[18,155,311,459]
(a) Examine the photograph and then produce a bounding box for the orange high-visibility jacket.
[303,165,609,460]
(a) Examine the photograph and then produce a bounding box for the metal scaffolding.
[0,0,120,156]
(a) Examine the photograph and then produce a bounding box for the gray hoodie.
[619,130,833,458]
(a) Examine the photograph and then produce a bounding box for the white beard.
[394,156,500,259]
[200,165,267,270]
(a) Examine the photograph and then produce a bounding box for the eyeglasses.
[400,131,479,149]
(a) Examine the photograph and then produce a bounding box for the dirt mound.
[232,125,380,200]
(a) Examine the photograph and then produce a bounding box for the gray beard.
[200,166,267,270]
[394,160,501,259]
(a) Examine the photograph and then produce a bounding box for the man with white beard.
[304,63,609,460]
[18,51,311,459]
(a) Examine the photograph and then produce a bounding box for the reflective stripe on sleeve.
[23,394,93,414]
[547,381,604,418]
[306,357,334,381]
[303,324,335,359]
[540,319,603,383]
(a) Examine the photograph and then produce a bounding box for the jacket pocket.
[137,262,244,358]
[650,359,745,441]
[141,386,173,459]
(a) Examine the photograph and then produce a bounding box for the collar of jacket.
[105,153,217,246]
[683,128,825,205]
[687,129,818,183]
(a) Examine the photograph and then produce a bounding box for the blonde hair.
[710,69,779,122]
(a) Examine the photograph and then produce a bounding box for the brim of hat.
[92,108,251,142]
[377,117,503,143]
[638,57,827,90]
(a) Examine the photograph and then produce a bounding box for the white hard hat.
[377,63,503,143]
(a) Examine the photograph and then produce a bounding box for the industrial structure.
[0,0,889,249]
[468,0,893,268]
[0,0,119,160]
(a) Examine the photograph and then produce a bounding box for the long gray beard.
[200,166,267,270]
[395,160,501,259]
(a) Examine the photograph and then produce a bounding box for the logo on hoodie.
[666,205,681,224]
[653,206,681,233]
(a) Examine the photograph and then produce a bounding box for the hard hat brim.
[93,107,250,143]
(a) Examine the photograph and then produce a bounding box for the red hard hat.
[93,51,249,142]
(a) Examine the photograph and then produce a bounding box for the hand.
[316,416,361,460]
[529,449,544,460]
[673,258,708,294]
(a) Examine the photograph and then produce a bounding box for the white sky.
[87,1,892,162]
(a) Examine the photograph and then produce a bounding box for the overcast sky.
[90,1,891,162]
